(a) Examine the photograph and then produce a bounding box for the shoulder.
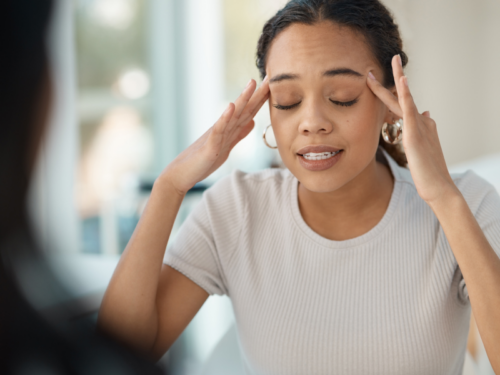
[205,168,292,202]
[450,169,499,214]
[381,148,496,210]
[392,165,498,216]
[451,169,495,193]
[201,168,293,219]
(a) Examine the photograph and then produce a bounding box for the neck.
[297,157,394,240]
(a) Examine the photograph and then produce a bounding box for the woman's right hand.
[161,77,270,195]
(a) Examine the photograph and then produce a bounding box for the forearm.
[98,176,185,352]
[429,191,500,373]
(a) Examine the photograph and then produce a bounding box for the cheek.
[268,119,300,168]
[272,121,295,153]
[269,108,296,147]
[345,116,378,142]
[343,101,382,145]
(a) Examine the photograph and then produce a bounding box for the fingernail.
[368,71,376,80]
[398,54,402,67]
[403,76,408,87]
[245,79,253,89]
[223,103,232,115]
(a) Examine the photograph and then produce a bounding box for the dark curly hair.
[256,0,408,167]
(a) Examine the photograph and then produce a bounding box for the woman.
[99,0,500,374]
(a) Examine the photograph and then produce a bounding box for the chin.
[284,147,377,194]
[292,169,347,194]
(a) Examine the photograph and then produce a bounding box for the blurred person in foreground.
[0,1,163,373]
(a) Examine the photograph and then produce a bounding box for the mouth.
[296,149,344,171]
[297,150,342,160]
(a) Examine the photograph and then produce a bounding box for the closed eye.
[274,98,358,110]
[273,102,301,111]
[329,98,358,107]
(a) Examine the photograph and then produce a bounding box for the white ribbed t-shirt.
[164,147,500,375]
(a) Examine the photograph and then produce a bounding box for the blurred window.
[75,0,153,255]
[73,1,286,372]
[74,0,286,257]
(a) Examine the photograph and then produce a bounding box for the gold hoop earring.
[263,124,278,149]
[381,118,403,144]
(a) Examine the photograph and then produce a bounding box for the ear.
[382,85,399,124]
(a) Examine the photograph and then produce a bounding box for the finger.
[391,55,406,111]
[250,87,270,117]
[391,56,419,116]
[214,120,256,165]
[213,102,235,135]
[207,106,236,156]
[391,55,405,90]
[398,75,419,118]
[237,76,270,125]
[233,79,257,120]
[230,120,255,148]
[366,71,403,118]
[239,90,270,126]
[422,110,430,118]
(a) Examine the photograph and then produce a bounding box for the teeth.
[302,150,340,160]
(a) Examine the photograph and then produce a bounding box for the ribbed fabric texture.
[165,147,500,375]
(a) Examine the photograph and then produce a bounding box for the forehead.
[266,21,377,77]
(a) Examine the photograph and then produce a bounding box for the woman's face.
[266,21,394,193]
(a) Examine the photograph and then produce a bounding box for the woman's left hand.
[366,54,459,205]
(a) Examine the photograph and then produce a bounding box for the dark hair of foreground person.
[0,1,164,373]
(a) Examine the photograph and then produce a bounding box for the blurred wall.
[384,0,500,165]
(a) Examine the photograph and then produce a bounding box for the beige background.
[384,0,500,165]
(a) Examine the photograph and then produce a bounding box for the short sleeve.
[164,171,248,296]
[455,171,500,302]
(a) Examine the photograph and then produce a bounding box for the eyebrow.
[324,68,363,78]
[269,67,363,84]
[269,73,299,84]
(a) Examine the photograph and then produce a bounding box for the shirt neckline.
[288,147,403,249]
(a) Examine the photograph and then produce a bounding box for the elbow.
[96,301,158,357]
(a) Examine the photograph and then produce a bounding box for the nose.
[297,100,333,135]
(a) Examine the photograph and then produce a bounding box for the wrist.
[426,186,465,216]
[153,173,187,199]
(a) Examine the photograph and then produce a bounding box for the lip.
[296,144,342,155]
[297,149,343,171]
